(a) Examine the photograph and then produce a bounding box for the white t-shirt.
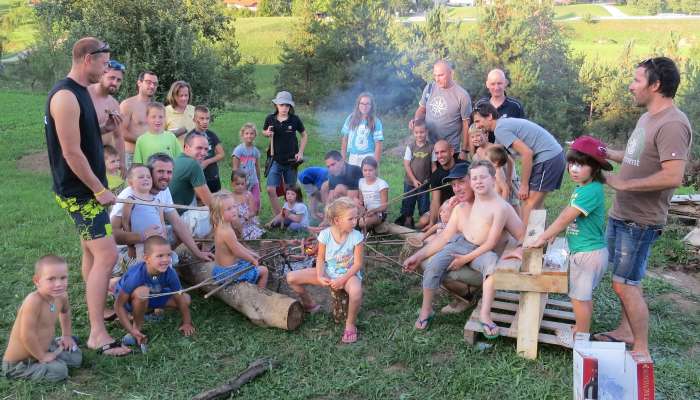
[283,201,309,227]
[111,187,176,218]
[358,177,388,211]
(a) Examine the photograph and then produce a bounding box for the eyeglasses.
[639,57,659,73]
[107,60,125,72]
[88,42,110,55]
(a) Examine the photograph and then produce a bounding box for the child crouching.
[286,197,364,344]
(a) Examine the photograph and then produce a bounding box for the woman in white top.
[165,80,195,146]
[357,156,389,229]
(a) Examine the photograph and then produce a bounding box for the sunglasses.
[107,60,126,72]
[88,42,110,55]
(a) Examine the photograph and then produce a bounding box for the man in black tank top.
[45,37,130,356]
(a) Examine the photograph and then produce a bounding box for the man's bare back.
[120,96,150,152]
[4,292,66,362]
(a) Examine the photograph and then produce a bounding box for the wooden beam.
[492,272,567,293]
[516,209,546,359]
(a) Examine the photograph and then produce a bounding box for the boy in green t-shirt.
[529,136,612,345]
[133,102,182,164]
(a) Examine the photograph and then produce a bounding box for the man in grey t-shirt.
[410,60,472,160]
[472,104,565,227]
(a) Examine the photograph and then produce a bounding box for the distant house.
[223,0,258,11]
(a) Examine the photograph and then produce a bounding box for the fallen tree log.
[192,358,279,400]
[176,249,304,331]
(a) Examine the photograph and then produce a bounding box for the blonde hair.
[324,197,357,224]
[240,122,257,136]
[209,191,235,230]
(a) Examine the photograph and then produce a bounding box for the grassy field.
[1,89,699,399]
[0,0,36,58]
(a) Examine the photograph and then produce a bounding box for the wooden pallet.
[464,291,576,350]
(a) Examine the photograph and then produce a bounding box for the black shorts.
[55,195,111,241]
[529,151,565,193]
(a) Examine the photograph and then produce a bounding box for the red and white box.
[573,338,655,400]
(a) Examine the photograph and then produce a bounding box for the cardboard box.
[573,338,655,400]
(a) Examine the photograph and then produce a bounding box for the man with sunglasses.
[89,60,126,169]
[120,70,159,169]
[45,37,131,357]
[594,57,692,359]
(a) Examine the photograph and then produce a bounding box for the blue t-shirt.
[298,167,328,189]
[115,261,181,297]
[318,228,364,279]
[341,114,384,156]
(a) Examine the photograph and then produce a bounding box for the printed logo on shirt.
[623,126,645,167]
[413,151,430,159]
[428,96,448,118]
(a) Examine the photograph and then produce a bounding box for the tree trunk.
[177,253,304,331]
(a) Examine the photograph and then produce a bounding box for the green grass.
[233,17,295,65]
[0,0,37,58]
[1,90,699,399]
[616,4,656,16]
[447,4,611,20]
[446,6,480,19]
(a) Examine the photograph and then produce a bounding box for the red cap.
[570,136,613,171]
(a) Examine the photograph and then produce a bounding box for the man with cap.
[263,91,308,216]
[403,161,525,332]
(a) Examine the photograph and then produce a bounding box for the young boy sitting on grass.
[114,236,195,347]
[3,255,84,382]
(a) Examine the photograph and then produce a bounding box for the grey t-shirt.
[494,118,562,164]
[419,82,472,151]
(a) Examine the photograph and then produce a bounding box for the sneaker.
[440,299,470,315]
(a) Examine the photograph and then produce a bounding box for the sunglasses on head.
[107,60,125,71]
[88,42,110,55]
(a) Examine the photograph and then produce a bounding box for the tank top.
[45,77,106,201]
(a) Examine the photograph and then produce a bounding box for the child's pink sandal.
[341,328,358,344]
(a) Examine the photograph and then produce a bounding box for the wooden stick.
[116,198,207,212]
[365,243,473,305]
[192,358,279,400]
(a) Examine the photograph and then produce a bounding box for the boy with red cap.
[528,136,612,345]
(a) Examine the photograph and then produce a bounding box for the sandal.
[480,321,499,340]
[415,311,435,331]
[341,328,358,344]
[95,340,131,357]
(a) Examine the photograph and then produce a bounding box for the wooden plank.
[522,209,547,249]
[491,300,575,320]
[492,272,568,293]
[495,291,574,310]
[516,292,548,359]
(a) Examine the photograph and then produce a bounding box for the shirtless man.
[120,70,158,168]
[89,60,125,172]
[403,160,525,336]
[3,256,82,382]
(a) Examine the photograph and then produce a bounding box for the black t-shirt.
[45,77,106,201]
[263,113,306,164]
[430,160,467,205]
[474,95,525,143]
[191,129,221,181]
[328,163,363,191]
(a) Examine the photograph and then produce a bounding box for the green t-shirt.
[566,181,606,253]
[133,131,182,165]
[170,153,206,213]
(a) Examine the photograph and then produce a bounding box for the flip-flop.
[95,340,131,357]
[415,311,435,331]
[341,328,358,344]
[480,321,500,340]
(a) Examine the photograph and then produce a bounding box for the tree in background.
[277,0,421,112]
[447,0,587,139]
[258,0,292,16]
[12,0,254,107]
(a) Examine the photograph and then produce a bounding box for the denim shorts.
[266,161,298,188]
[606,217,662,286]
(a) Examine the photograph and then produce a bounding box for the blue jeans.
[606,217,662,286]
[400,182,429,217]
[266,161,297,188]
